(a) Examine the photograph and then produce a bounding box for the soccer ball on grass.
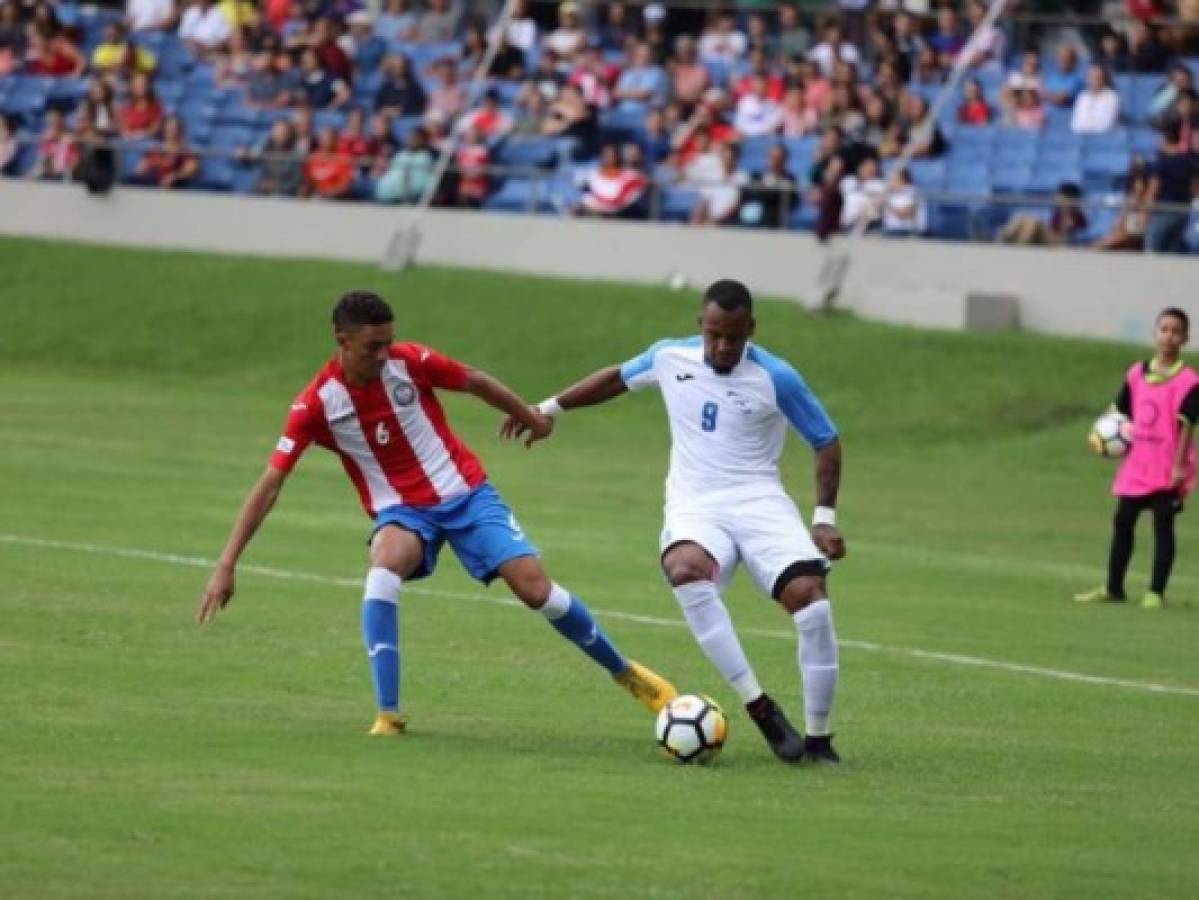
[1089,411,1133,459]
[655,694,727,764]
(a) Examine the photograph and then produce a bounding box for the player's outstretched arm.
[465,369,554,448]
[811,438,846,560]
[197,466,289,624]
[500,365,629,445]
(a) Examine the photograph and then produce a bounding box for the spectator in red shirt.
[303,126,355,199]
[25,23,85,77]
[32,109,79,179]
[958,77,992,125]
[568,45,615,109]
[338,107,370,161]
[732,48,785,103]
[313,16,352,84]
[458,89,513,139]
[135,115,199,188]
[454,126,490,207]
[120,73,165,139]
[575,142,650,218]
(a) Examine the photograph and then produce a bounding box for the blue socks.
[362,568,402,712]
[538,583,627,676]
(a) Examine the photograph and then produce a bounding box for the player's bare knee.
[499,558,552,608]
[369,526,422,577]
[774,571,828,614]
[661,543,715,586]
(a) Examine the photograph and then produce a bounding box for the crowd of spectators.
[1,0,1197,250]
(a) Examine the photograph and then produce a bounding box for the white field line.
[3,533,1198,699]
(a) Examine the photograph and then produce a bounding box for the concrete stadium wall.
[2,180,1192,344]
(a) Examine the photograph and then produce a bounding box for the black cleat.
[745,693,805,763]
[803,734,841,765]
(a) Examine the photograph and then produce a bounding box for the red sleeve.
[269,395,318,472]
[396,344,471,391]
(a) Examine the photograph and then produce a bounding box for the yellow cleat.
[1073,587,1119,604]
[368,711,408,736]
[614,660,678,713]
[1140,591,1165,610]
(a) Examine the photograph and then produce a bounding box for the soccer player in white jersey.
[197,291,677,737]
[505,280,845,763]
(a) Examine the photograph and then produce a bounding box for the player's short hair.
[1158,307,1189,333]
[702,279,754,314]
[332,291,394,332]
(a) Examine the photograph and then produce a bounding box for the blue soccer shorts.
[370,482,539,583]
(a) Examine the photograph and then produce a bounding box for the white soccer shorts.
[659,490,829,597]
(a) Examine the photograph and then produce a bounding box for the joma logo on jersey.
[392,382,416,406]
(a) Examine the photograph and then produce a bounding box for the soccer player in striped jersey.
[506,280,845,763]
[197,290,677,736]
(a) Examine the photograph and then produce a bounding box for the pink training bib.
[1113,362,1199,498]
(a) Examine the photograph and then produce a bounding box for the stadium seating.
[3,4,1196,253]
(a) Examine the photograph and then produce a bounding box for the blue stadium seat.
[994,127,1039,150]
[905,159,945,189]
[991,165,1032,193]
[1131,128,1160,155]
[494,136,558,170]
[390,115,423,144]
[231,167,259,194]
[547,171,583,211]
[188,65,218,91]
[46,77,88,112]
[788,202,818,232]
[992,142,1037,165]
[8,137,39,177]
[196,155,236,191]
[601,105,649,133]
[738,136,777,173]
[702,59,732,88]
[482,177,547,213]
[1040,130,1081,153]
[1043,105,1072,132]
[214,99,260,128]
[209,125,255,153]
[313,110,348,133]
[945,161,989,183]
[1184,209,1199,254]
[927,201,976,240]
[1029,166,1080,194]
[659,186,699,222]
[1081,128,1130,153]
[157,81,187,106]
[1037,145,1081,167]
[948,125,996,153]
[119,138,155,184]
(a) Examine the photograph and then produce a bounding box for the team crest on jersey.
[725,389,754,415]
[392,382,416,407]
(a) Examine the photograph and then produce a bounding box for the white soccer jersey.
[620,337,838,510]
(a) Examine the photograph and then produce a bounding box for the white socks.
[537,582,572,620]
[793,599,839,736]
[673,581,763,703]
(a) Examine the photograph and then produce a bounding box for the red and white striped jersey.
[269,343,486,514]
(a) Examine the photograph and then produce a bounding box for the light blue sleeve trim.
[619,337,699,391]
[748,345,839,449]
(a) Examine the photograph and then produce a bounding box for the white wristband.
[537,397,564,418]
[812,506,837,528]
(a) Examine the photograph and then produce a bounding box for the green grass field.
[1,236,1197,899]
